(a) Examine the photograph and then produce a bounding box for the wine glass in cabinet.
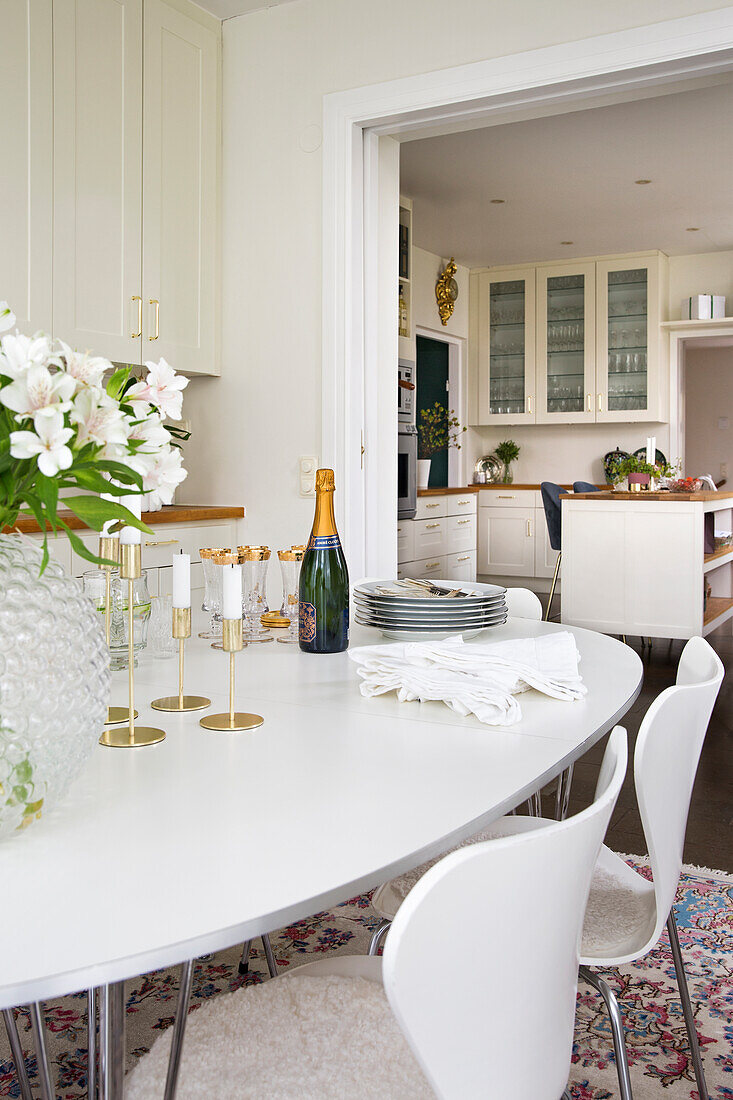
[474,267,536,424]
[536,262,596,423]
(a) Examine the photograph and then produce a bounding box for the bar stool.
[539,482,563,621]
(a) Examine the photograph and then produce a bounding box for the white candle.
[172,551,190,608]
[222,563,242,620]
[645,437,652,465]
[650,436,656,465]
[101,492,119,538]
[120,494,142,545]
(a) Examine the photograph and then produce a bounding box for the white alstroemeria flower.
[127,411,171,452]
[128,358,188,421]
[59,342,110,390]
[0,302,16,334]
[71,388,129,448]
[0,332,57,379]
[10,411,74,477]
[142,445,187,508]
[0,362,76,419]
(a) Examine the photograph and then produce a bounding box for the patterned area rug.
[1,861,730,1098]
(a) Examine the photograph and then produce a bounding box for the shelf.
[490,353,525,359]
[608,369,647,376]
[399,275,410,285]
[490,321,524,327]
[704,546,733,569]
[548,316,584,323]
[548,348,583,355]
[703,595,733,627]
[609,313,647,321]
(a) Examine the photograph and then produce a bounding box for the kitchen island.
[561,490,733,638]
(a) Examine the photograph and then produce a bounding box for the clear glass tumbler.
[107,571,151,671]
[277,549,304,644]
[148,595,178,659]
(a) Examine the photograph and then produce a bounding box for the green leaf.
[57,520,115,567]
[35,475,58,526]
[22,495,50,574]
[106,366,131,401]
[63,495,153,535]
[91,460,143,488]
[0,436,11,475]
[66,468,123,495]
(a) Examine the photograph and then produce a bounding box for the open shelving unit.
[702,501,733,636]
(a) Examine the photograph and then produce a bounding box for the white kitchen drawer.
[445,550,476,582]
[479,489,536,509]
[397,555,446,580]
[158,561,204,597]
[72,522,235,576]
[445,494,477,517]
[414,517,446,558]
[415,496,447,520]
[397,521,415,564]
[446,514,476,554]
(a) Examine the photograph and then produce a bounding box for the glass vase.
[0,534,109,841]
[501,463,514,484]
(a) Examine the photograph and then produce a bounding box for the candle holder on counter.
[100,541,166,748]
[99,535,137,727]
[200,617,264,731]
[151,607,211,712]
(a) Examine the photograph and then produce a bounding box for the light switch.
[718,417,730,430]
[299,456,318,497]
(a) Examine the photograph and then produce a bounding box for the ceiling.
[196,0,295,20]
[400,81,733,269]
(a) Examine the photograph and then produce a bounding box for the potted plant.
[609,453,674,491]
[416,404,466,489]
[494,439,520,484]
[0,300,189,839]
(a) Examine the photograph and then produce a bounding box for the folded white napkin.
[348,633,586,726]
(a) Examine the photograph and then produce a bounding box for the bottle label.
[299,601,316,643]
[307,534,341,550]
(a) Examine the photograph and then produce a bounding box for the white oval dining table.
[0,618,642,1096]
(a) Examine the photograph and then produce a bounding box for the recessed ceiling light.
[635,179,652,185]
[490,198,505,204]
[561,241,573,245]
[686,226,700,232]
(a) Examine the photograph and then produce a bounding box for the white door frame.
[321,9,733,578]
[415,324,467,489]
[666,320,733,472]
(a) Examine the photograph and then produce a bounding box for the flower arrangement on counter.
[608,452,676,486]
[0,300,189,568]
[494,439,520,484]
[417,404,466,460]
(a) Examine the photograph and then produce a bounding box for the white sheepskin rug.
[125,974,434,1099]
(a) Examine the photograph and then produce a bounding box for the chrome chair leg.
[88,988,98,1100]
[545,552,562,621]
[368,918,392,956]
[29,1003,54,1100]
[554,764,574,821]
[667,913,709,1100]
[526,790,542,817]
[164,960,195,1100]
[580,967,633,1100]
[238,939,253,975]
[261,934,278,979]
[99,982,126,1100]
[2,1008,33,1100]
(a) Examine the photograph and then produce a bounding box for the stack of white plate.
[353,579,508,640]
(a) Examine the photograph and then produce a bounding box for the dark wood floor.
[543,600,733,871]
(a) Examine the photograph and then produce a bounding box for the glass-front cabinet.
[536,263,595,423]
[595,256,663,423]
[473,266,536,425]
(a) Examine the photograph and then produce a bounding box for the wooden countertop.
[4,504,244,535]
[418,483,604,496]
[563,490,733,501]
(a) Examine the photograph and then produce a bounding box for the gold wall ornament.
[435,258,459,326]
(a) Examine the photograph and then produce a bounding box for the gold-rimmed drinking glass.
[243,547,272,643]
[277,549,304,644]
[199,548,230,639]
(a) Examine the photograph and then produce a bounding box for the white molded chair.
[504,585,542,620]
[371,636,723,1100]
[127,729,627,1100]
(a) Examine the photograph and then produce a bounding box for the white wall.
[670,250,733,319]
[178,0,726,543]
[412,246,469,338]
[685,345,733,481]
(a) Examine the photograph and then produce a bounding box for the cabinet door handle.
[526,394,532,414]
[586,393,592,412]
[149,298,160,341]
[425,522,441,529]
[425,561,440,570]
[457,499,471,505]
[457,518,471,525]
[425,503,440,509]
[457,555,470,561]
[526,519,532,537]
[145,538,180,547]
[497,495,515,499]
[131,295,142,338]
[597,393,603,412]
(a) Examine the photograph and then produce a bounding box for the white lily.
[0,333,58,379]
[127,410,171,452]
[0,302,16,334]
[142,444,187,508]
[10,411,74,477]
[71,388,129,448]
[0,362,76,419]
[128,358,188,421]
[59,342,110,390]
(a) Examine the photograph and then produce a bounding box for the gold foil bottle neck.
[315,468,335,493]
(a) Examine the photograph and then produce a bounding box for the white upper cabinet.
[1,0,54,335]
[536,262,596,424]
[53,0,143,364]
[142,0,220,373]
[470,252,668,426]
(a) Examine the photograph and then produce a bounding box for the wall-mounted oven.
[398,423,417,519]
[398,359,415,423]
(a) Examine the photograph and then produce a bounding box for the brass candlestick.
[99,535,137,727]
[151,607,210,712]
[199,618,264,731]
[100,542,165,748]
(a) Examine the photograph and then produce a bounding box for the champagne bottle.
[299,469,349,653]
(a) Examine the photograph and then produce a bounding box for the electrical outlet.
[299,456,318,497]
[721,463,728,480]
[718,417,729,430]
